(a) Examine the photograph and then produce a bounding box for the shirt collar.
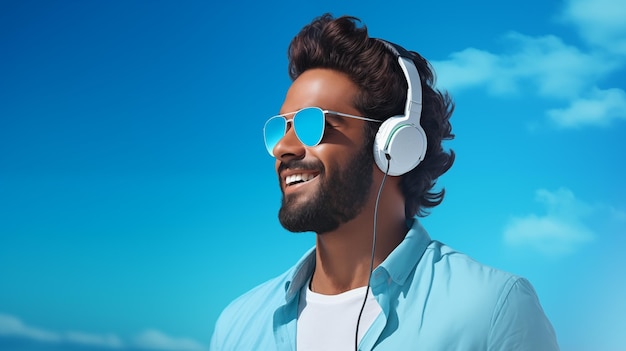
[284,247,316,302]
[377,217,432,286]
[283,217,432,300]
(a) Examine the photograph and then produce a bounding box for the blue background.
[1,0,625,350]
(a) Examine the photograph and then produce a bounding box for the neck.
[310,175,406,295]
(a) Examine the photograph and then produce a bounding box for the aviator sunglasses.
[263,107,381,157]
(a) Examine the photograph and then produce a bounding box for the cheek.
[317,144,371,174]
[314,128,364,153]
[311,144,350,168]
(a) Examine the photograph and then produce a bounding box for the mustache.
[278,159,324,173]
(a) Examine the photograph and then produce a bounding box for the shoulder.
[424,240,521,294]
[424,241,545,312]
[419,241,559,350]
[216,268,292,328]
[210,249,314,351]
[210,271,290,350]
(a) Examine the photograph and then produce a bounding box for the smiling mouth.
[285,173,318,186]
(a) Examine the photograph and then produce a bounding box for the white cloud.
[434,33,613,100]
[431,0,626,129]
[66,331,125,349]
[503,188,595,256]
[547,87,626,127]
[0,313,60,342]
[432,48,500,92]
[504,214,594,255]
[134,330,206,351]
[502,32,617,99]
[559,0,626,55]
[0,313,206,351]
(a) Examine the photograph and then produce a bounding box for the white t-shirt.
[297,281,382,351]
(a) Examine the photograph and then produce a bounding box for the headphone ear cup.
[374,117,427,176]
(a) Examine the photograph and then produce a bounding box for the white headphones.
[373,39,427,176]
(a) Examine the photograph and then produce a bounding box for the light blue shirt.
[210,218,559,350]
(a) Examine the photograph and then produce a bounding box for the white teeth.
[286,173,316,185]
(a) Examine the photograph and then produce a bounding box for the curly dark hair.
[287,13,455,218]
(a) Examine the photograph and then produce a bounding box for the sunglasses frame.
[263,107,381,157]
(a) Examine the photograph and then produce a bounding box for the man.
[210,14,559,351]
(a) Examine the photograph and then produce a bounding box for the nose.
[272,122,306,161]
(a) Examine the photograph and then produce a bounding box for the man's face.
[272,68,375,233]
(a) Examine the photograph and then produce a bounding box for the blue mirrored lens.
[263,107,325,157]
[294,107,324,147]
[264,116,286,156]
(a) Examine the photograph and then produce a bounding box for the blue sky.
[1,0,625,350]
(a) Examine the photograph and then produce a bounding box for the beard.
[278,143,374,233]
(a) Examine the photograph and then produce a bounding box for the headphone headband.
[375,39,423,125]
[371,38,427,176]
